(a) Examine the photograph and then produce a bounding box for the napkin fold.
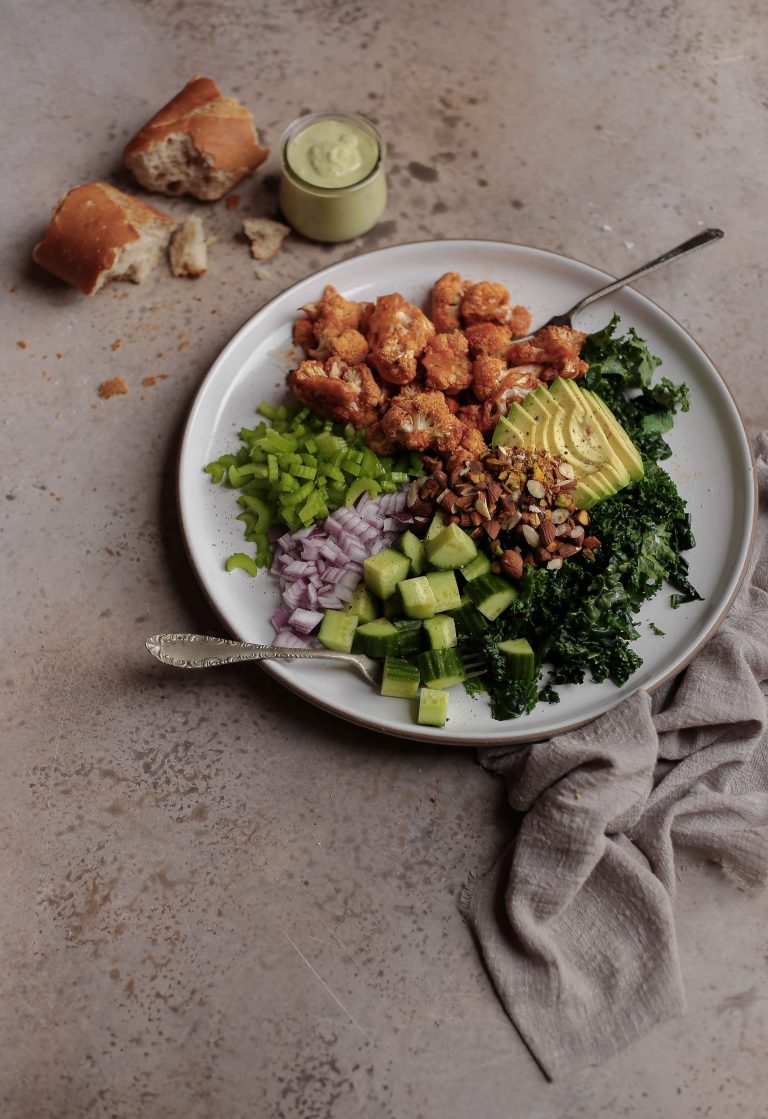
[460,432,768,1080]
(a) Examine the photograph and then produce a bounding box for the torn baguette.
[32,182,176,295]
[243,217,290,260]
[123,76,269,201]
[169,216,209,277]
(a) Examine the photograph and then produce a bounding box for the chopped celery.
[206,402,426,570]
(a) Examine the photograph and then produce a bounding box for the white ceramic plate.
[178,240,755,745]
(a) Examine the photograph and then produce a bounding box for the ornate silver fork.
[514,227,723,342]
[145,632,486,688]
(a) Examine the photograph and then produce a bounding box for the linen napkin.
[460,432,768,1080]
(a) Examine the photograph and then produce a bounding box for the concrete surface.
[2,1,767,1116]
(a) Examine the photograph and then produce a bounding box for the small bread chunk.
[243,217,290,260]
[123,76,269,201]
[169,216,209,277]
[32,183,176,295]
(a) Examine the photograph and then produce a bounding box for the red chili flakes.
[142,376,157,387]
[226,194,241,210]
[16,340,27,349]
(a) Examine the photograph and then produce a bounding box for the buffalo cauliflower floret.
[444,422,491,473]
[422,331,472,395]
[381,390,463,453]
[464,322,512,358]
[430,272,470,332]
[495,366,541,407]
[457,401,500,440]
[509,304,532,337]
[288,357,382,427]
[297,284,369,362]
[367,293,435,385]
[471,355,509,402]
[366,420,397,456]
[460,281,511,325]
[506,324,588,380]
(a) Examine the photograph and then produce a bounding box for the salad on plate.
[205,271,700,730]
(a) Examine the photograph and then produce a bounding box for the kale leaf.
[581,315,690,462]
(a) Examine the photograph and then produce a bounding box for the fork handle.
[566,227,724,320]
[145,632,345,669]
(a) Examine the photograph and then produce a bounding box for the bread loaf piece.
[32,183,176,295]
[123,76,269,201]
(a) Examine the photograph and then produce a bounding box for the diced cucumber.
[397,530,426,575]
[425,523,478,569]
[387,617,422,657]
[424,513,447,544]
[460,553,492,582]
[344,583,380,624]
[450,603,489,639]
[381,657,421,699]
[465,573,518,620]
[425,570,462,613]
[399,576,437,619]
[383,589,404,619]
[353,618,398,658]
[417,648,466,689]
[422,614,457,650]
[417,687,449,727]
[497,637,536,680]
[363,548,411,601]
[318,609,359,653]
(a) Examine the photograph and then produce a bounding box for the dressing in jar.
[279,111,386,242]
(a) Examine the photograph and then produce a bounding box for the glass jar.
[279,111,387,243]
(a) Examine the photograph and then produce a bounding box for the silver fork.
[514,228,724,342]
[145,632,486,688]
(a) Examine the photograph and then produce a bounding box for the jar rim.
[280,110,386,195]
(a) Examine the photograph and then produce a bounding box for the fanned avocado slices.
[491,379,644,508]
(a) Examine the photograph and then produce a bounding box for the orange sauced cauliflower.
[293,284,369,364]
[422,331,472,395]
[506,325,588,381]
[379,390,463,454]
[285,272,589,465]
[430,272,469,332]
[367,293,435,385]
[288,357,381,427]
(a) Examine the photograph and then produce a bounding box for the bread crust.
[32,182,176,294]
[123,76,269,196]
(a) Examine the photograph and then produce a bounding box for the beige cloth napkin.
[460,432,768,1080]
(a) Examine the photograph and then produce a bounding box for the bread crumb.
[17,340,27,349]
[169,215,210,278]
[243,217,290,260]
[226,194,241,210]
[9,282,18,293]
[111,338,122,352]
[98,376,129,399]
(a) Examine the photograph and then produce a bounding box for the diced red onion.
[269,487,414,644]
[289,608,324,634]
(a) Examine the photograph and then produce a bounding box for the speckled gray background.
[2,1,767,1117]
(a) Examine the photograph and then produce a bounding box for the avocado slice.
[580,388,644,482]
[549,379,631,492]
[524,386,608,483]
[492,405,536,450]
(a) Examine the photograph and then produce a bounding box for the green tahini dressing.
[286,119,379,189]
